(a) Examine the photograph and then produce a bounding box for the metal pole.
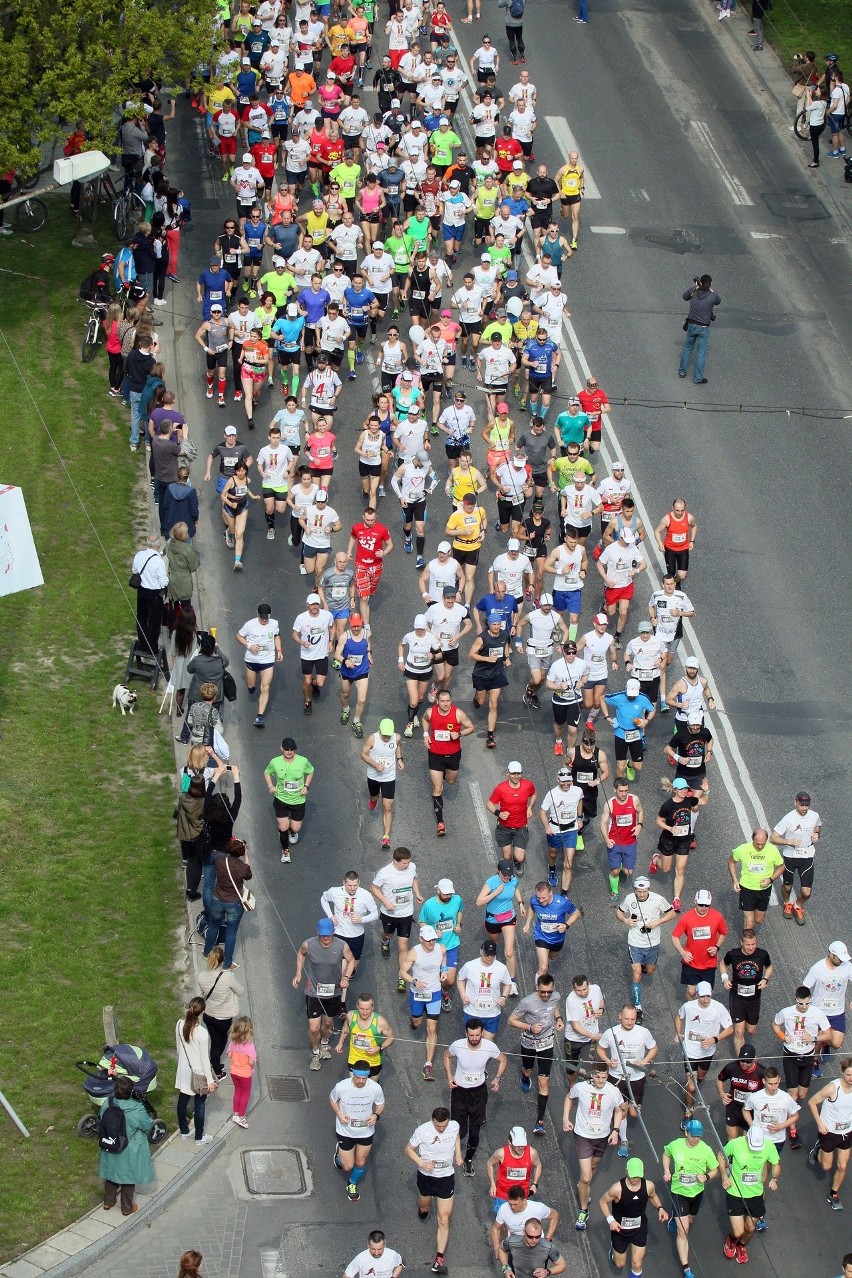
[0,1088,30,1138]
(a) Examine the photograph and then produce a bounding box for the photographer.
[677,274,721,386]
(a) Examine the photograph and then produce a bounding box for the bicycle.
[81,299,107,363]
[12,195,48,233]
[114,186,145,240]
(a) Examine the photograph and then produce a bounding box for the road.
[86,5,852,1277]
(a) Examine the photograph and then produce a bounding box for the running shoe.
[267,528,275,540]
[430,1258,448,1275]
[254,714,265,728]
[575,1209,588,1231]
[441,992,452,1011]
[423,1062,434,1081]
[735,1244,749,1264]
[280,850,291,863]
[310,1051,322,1071]
[828,1192,843,1211]
[793,906,806,926]
[381,938,390,958]
[334,1144,342,1169]
[341,707,351,724]
[576,834,584,850]
[789,1127,800,1149]
[553,740,564,756]
[672,897,682,913]
[724,1239,737,1260]
[398,977,407,992]
[368,797,378,811]
[649,854,660,874]
[437,822,447,837]
[353,720,364,738]
[346,1183,360,1202]
[625,763,635,781]
[533,1120,545,1135]
[463,1160,475,1176]
[548,867,558,888]
[520,1071,532,1093]
[382,836,391,848]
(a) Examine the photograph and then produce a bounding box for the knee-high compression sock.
[536,1093,548,1122]
[416,535,425,554]
[433,794,444,822]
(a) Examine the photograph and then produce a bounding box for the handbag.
[129,551,158,589]
[179,1034,210,1095]
[792,82,805,98]
[222,669,238,702]
[227,857,256,911]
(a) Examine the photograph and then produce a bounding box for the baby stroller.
[75,1043,168,1143]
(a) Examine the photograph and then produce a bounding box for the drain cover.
[643,229,703,253]
[267,1075,309,1102]
[242,1147,308,1195]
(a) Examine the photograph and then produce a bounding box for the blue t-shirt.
[243,220,268,256]
[268,94,291,124]
[483,873,517,923]
[420,894,464,950]
[344,285,376,326]
[523,338,558,379]
[237,70,259,103]
[271,315,305,351]
[529,892,576,944]
[340,633,370,678]
[476,593,519,630]
[299,287,331,324]
[505,196,530,218]
[245,30,270,64]
[267,223,301,257]
[114,246,136,288]
[605,691,654,739]
[198,268,227,319]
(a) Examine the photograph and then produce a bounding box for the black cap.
[281,737,297,751]
[257,603,272,616]
[497,857,514,875]
[482,939,498,955]
[796,790,811,803]
[442,584,458,596]
[739,1045,757,1060]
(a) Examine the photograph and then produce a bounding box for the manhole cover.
[643,229,703,254]
[267,1076,309,1102]
[762,190,829,221]
[242,1147,307,1195]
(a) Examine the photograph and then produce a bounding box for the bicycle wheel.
[81,316,100,363]
[125,195,144,236]
[114,195,128,240]
[794,110,809,141]
[13,197,47,232]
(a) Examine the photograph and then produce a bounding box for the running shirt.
[490,552,532,599]
[495,1200,550,1235]
[345,1246,403,1278]
[331,1077,384,1139]
[447,1038,501,1087]
[620,891,672,949]
[548,657,587,705]
[365,732,399,783]
[408,941,445,999]
[265,752,314,803]
[459,958,511,1016]
[528,894,576,945]
[564,984,604,1043]
[658,794,700,842]
[320,564,354,610]
[257,444,294,492]
[722,946,771,1000]
[671,908,728,969]
[649,588,693,643]
[372,859,417,916]
[292,607,334,658]
[773,1003,830,1055]
[301,503,339,547]
[662,1137,716,1198]
[425,602,468,652]
[569,1079,623,1139]
[321,886,379,938]
[718,1062,766,1109]
[402,629,441,673]
[743,1086,799,1143]
[238,617,280,663]
[419,894,464,951]
[599,1024,656,1081]
[817,1081,852,1135]
[550,545,585,593]
[803,958,852,1017]
[408,1119,460,1178]
[723,1136,779,1197]
[676,999,732,1060]
[599,543,642,588]
[772,807,821,860]
[581,630,614,680]
[540,786,583,830]
[351,521,392,566]
[425,556,462,601]
[489,779,536,829]
[731,841,783,891]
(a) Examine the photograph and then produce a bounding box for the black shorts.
[452,546,481,568]
[739,885,771,913]
[436,647,460,668]
[404,666,433,681]
[306,993,342,1019]
[417,1171,456,1199]
[611,1074,646,1107]
[561,194,581,208]
[530,209,553,229]
[420,372,441,391]
[409,298,432,319]
[359,461,382,477]
[782,857,814,888]
[726,1191,765,1219]
[484,916,516,935]
[402,499,428,522]
[322,347,345,368]
[373,291,390,312]
[301,656,329,676]
[273,799,306,821]
[460,320,481,337]
[610,1226,648,1254]
[664,548,689,575]
[782,1050,815,1091]
[614,737,644,762]
[368,777,396,799]
[671,1191,703,1219]
[337,1132,374,1150]
[534,938,565,956]
[564,522,591,540]
[657,832,692,858]
[428,750,462,773]
[724,1102,746,1130]
[262,487,289,502]
[473,668,508,692]
[206,350,228,369]
[680,964,716,988]
[552,700,582,727]
[277,348,301,365]
[684,1055,714,1077]
[729,994,761,1026]
[497,497,525,525]
[521,1045,554,1075]
[819,1131,852,1154]
[380,911,413,937]
[528,376,554,395]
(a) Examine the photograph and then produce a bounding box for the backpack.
[98,1097,129,1152]
[509,0,525,17]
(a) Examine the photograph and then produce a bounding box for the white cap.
[439,115,450,124]
[696,981,713,997]
[512,159,524,168]
[620,528,636,544]
[509,1126,528,1146]
[687,710,704,725]
[272,254,285,266]
[611,459,625,470]
[224,425,238,435]
[437,540,451,553]
[747,1124,766,1150]
[507,760,523,774]
[414,613,428,629]
[626,678,641,696]
[830,941,852,963]
[594,612,608,626]
[436,878,455,894]
[306,592,321,604]
[539,593,553,606]
[507,537,520,551]
[315,490,328,502]
[373,240,385,249]
[242,152,253,163]
[634,876,651,889]
[448,179,461,188]
[419,925,439,941]
[695,889,712,906]
[684,657,700,670]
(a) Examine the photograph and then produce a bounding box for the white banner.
[0,486,44,596]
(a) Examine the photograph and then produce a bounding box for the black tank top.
[613,1177,648,1228]
[410,264,432,301]
[571,745,599,790]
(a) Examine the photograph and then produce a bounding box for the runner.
[371,845,421,975]
[577,613,616,728]
[596,528,646,647]
[347,506,394,625]
[286,466,318,556]
[569,728,609,839]
[665,658,716,725]
[293,918,355,1072]
[563,1062,627,1231]
[487,1128,545,1213]
[647,575,694,709]
[601,679,655,782]
[597,1006,658,1158]
[444,1021,507,1177]
[291,591,335,713]
[600,780,644,903]
[446,491,487,605]
[545,642,588,760]
[334,614,372,738]
[743,1067,800,1153]
[322,872,380,985]
[476,858,527,993]
[508,974,565,1134]
[419,879,464,1010]
[727,830,784,929]
[598,1158,669,1275]
[770,790,822,924]
[400,926,448,1082]
[469,615,511,749]
[422,692,475,835]
[671,889,727,997]
[405,1106,463,1275]
[399,615,443,737]
[538,769,584,893]
[577,374,610,457]
[716,1046,766,1139]
[673,981,733,1118]
[426,585,474,696]
[336,993,395,1077]
[517,595,568,710]
[803,941,852,1067]
[195,304,232,405]
[256,424,296,539]
[773,987,831,1138]
[616,875,676,1022]
[330,1062,385,1202]
[264,737,314,863]
[498,1220,566,1278]
[718,1124,780,1261]
[624,619,665,711]
[392,449,438,568]
[655,499,697,583]
[361,720,405,850]
[719,929,773,1055]
[651,778,707,912]
[807,1058,852,1210]
[299,489,342,588]
[487,761,537,876]
[457,941,513,1040]
[236,602,282,727]
[661,1119,718,1278]
[563,974,606,1082]
[664,712,714,804]
[344,1234,403,1278]
[320,550,356,644]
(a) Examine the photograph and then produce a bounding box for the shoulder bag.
[129,551,158,590]
[179,1032,210,1095]
[226,856,256,911]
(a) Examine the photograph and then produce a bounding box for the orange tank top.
[664,511,690,549]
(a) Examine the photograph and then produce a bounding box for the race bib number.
[462,1070,482,1086]
[284,779,301,792]
[692,926,711,941]
[616,815,633,827]
[678,1174,697,1187]
[412,988,433,1002]
[394,887,413,906]
[672,824,690,837]
[737,984,756,998]
[316,982,336,997]
[353,1034,373,1050]
[435,919,453,934]
[506,1167,526,1180]
[620,1216,641,1231]
[539,922,561,934]
[740,1172,759,1185]
[623,729,640,742]
[733,1088,751,1104]
[575,771,594,784]
[434,730,452,742]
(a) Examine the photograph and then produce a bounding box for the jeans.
[203,899,243,969]
[137,271,154,297]
[678,323,710,382]
[129,390,144,444]
[177,1090,207,1138]
[577,0,588,18]
[751,14,763,47]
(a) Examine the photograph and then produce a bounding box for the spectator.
[161,466,200,541]
[170,604,197,713]
[125,334,155,452]
[199,947,245,1078]
[186,631,229,710]
[166,523,199,618]
[131,537,168,657]
[176,774,207,896]
[131,221,158,299]
[203,837,252,970]
[174,997,218,1145]
[98,1074,154,1215]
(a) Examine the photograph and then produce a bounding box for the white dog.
[112,684,138,715]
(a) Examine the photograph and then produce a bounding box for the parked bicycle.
[79,170,145,240]
[80,299,107,363]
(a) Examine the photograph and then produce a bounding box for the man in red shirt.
[251,131,279,197]
[487,761,537,876]
[576,375,610,458]
[495,127,524,176]
[347,507,393,624]
[671,888,728,999]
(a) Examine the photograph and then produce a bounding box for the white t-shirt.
[772,808,821,860]
[447,1038,501,1087]
[541,784,583,830]
[508,107,536,142]
[625,637,665,682]
[774,1004,830,1054]
[317,315,351,352]
[649,588,693,642]
[289,481,319,515]
[425,601,468,650]
[569,1079,623,1139]
[599,543,643,589]
[441,193,472,228]
[372,860,417,917]
[599,1024,656,1081]
[581,630,614,679]
[320,885,379,938]
[330,1077,384,1138]
[300,501,339,547]
[361,253,394,293]
[564,984,604,1043]
[508,79,537,105]
[238,617,280,663]
[452,285,484,324]
[676,999,732,1060]
[292,607,334,658]
[329,222,363,261]
[803,958,852,1016]
[550,544,584,592]
[257,444,294,490]
[284,137,311,172]
[526,608,562,656]
[306,368,341,409]
[495,1201,551,1235]
[403,629,440,672]
[743,1087,800,1144]
[490,552,532,599]
[620,891,672,949]
[345,1247,403,1278]
[408,1119,460,1177]
[547,657,587,705]
[458,958,511,1015]
[425,556,462,601]
[233,164,263,201]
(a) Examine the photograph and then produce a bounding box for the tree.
[0,0,224,175]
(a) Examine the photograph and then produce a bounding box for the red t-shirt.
[489,779,536,829]
[351,522,391,566]
[329,54,356,83]
[319,135,345,169]
[251,142,278,179]
[495,137,523,172]
[577,388,608,432]
[672,908,728,970]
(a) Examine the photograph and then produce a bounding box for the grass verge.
[764,1,851,87]
[0,197,183,1261]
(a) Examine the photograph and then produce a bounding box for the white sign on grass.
[0,485,44,596]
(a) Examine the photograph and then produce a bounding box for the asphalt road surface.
[114,6,852,1276]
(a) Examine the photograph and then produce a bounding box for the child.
[227,1016,257,1127]
[185,683,222,747]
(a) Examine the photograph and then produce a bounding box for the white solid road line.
[469,781,499,860]
[589,226,627,234]
[751,231,787,239]
[545,116,602,198]
[690,121,754,207]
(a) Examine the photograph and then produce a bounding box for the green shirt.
[551,456,594,488]
[482,320,514,344]
[487,244,513,271]
[474,185,501,220]
[405,215,431,252]
[259,271,297,308]
[385,233,415,275]
[663,1138,716,1198]
[723,1137,778,1198]
[731,842,783,891]
[265,754,315,805]
[330,161,362,200]
[430,128,462,166]
[554,410,591,447]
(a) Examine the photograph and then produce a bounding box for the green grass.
[764,0,851,86]
[0,197,183,1262]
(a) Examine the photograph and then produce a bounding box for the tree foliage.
[0,0,223,174]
